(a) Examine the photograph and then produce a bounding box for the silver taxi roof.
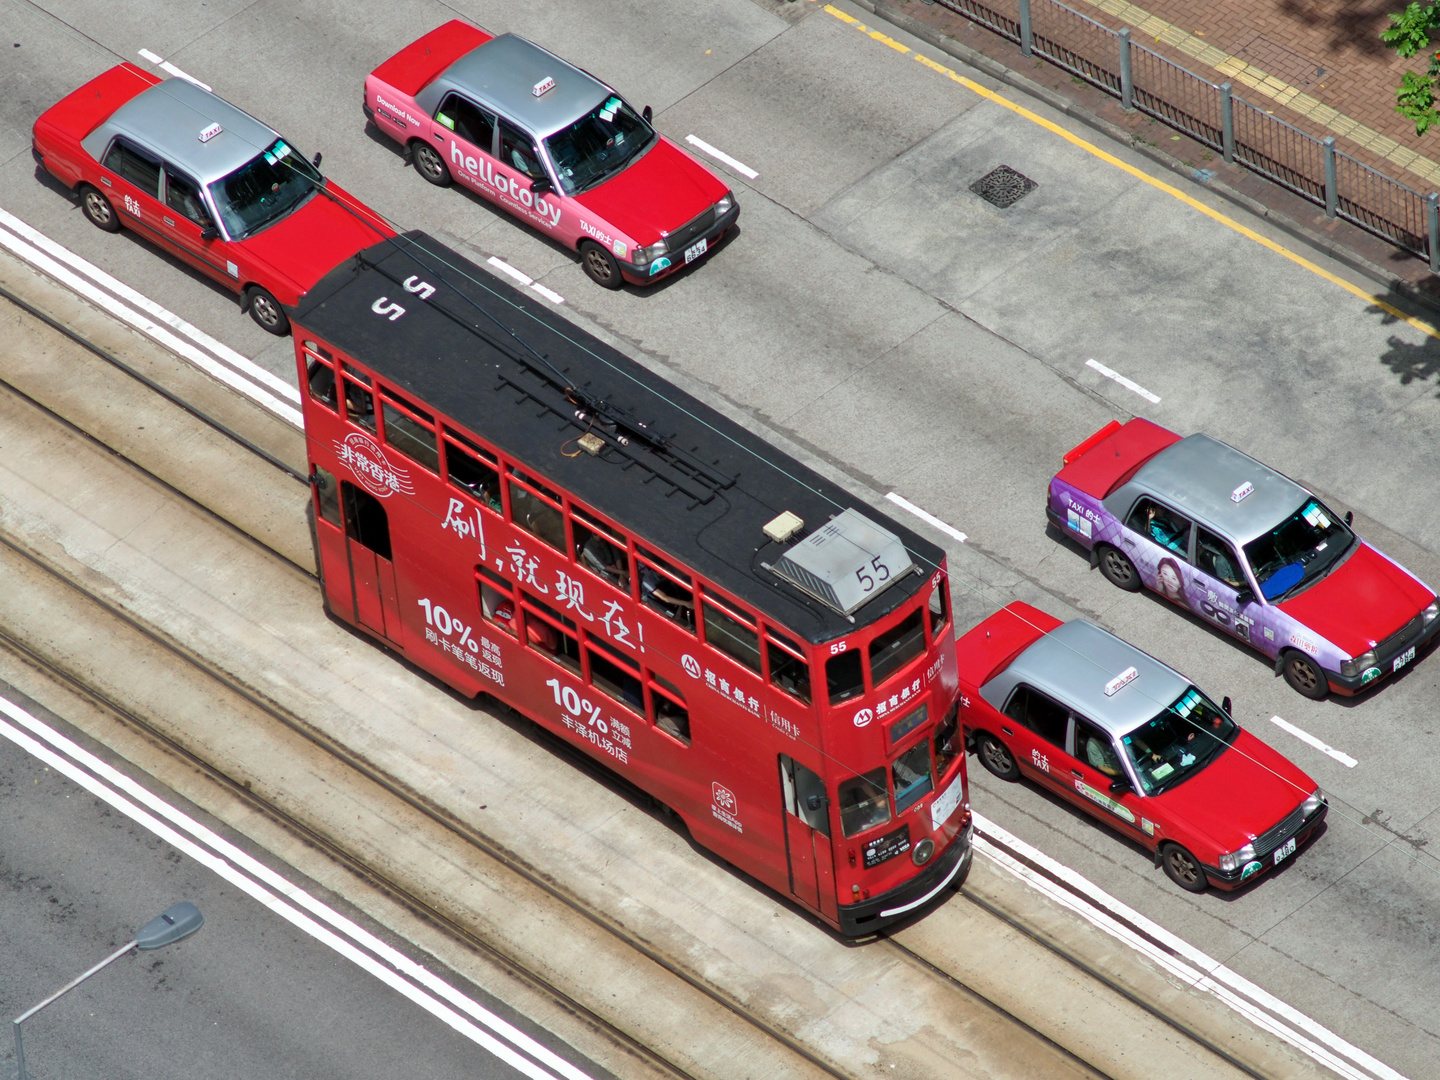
[418,34,610,138]
[980,620,1191,737]
[1123,434,1308,546]
[80,78,280,187]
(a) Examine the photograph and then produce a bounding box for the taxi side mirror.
[1222,696,1232,717]
[200,225,219,241]
[1344,510,1354,526]
[1234,587,1254,606]
[531,177,553,196]
[1108,778,1133,796]
[311,151,323,169]
[642,105,653,123]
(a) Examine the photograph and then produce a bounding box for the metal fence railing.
[928,0,1440,270]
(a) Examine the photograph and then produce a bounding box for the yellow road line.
[824,5,1440,341]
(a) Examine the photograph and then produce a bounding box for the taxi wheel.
[1097,544,1143,592]
[79,185,121,233]
[975,732,1020,781]
[1161,844,1208,893]
[1281,651,1329,700]
[410,141,451,187]
[246,286,290,336]
[580,241,624,290]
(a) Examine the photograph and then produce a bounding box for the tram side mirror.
[200,224,219,241]
[1234,587,1254,606]
[312,151,323,169]
[1108,778,1133,796]
[1222,696,1233,717]
[1345,510,1354,526]
[642,105,653,123]
[531,177,553,196]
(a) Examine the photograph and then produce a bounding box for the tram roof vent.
[769,508,915,616]
[763,511,804,544]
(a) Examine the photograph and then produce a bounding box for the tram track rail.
[0,280,1310,1080]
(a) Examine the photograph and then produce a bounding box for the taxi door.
[98,138,170,246]
[1189,527,1268,653]
[998,684,1070,797]
[1066,716,1148,845]
[494,117,565,238]
[1122,496,1195,604]
[157,165,236,292]
[431,91,500,205]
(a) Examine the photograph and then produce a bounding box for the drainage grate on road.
[970,165,1038,209]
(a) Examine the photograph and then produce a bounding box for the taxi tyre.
[410,140,452,187]
[1160,843,1208,893]
[245,286,290,336]
[580,241,624,290]
[79,185,122,233]
[1097,543,1143,592]
[975,731,1020,781]
[1280,650,1329,700]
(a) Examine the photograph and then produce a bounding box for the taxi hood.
[573,136,727,247]
[1277,541,1432,657]
[238,183,394,303]
[1151,729,1314,855]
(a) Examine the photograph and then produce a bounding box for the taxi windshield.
[1242,498,1353,603]
[208,138,322,239]
[544,95,654,196]
[1122,687,1236,795]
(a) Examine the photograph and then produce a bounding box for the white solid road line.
[138,48,213,92]
[975,814,1404,1080]
[1085,358,1162,404]
[0,221,303,427]
[684,135,759,180]
[885,492,968,543]
[1269,715,1358,768]
[487,257,565,304]
[0,694,597,1080]
[0,208,300,404]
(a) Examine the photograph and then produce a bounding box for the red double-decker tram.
[290,232,972,934]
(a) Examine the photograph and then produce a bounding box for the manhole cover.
[970,165,1038,209]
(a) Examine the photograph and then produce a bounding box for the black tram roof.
[293,232,944,644]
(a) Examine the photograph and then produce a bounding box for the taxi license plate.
[1393,646,1416,673]
[1272,836,1297,865]
[684,237,708,264]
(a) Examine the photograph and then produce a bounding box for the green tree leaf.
[1382,2,1440,58]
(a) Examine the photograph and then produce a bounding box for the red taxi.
[32,65,393,334]
[960,603,1326,892]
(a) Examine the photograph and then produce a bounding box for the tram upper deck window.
[444,430,501,512]
[508,470,565,550]
[586,638,642,713]
[341,364,375,431]
[701,591,760,674]
[381,391,438,473]
[637,547,695,631]
[767,632,812,704]
[891,740,934,814]
[304,347,337,410]
[927,578,950,640]
[838,768,891,837]
[650,674,691,745]
[573,511,630,592]
[869,609,925,687]
[826,648,863,706]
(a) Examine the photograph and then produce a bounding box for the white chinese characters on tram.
[417,596,503,686]
[506,543,547,592]
[599,600,633,647]
[711,782,743,833]
[334,432,413,499]
[554,570,595,621]
[767,709,800,739]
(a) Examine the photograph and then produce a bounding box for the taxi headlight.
[1339,651,1377,678]
[1301,788,1325,818]
[632,240,668,265]
[716,193,734,214]
[1422,598,1439,626]
[1218,844,1256,874]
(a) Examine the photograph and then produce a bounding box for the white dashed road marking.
[1085,358,1161,404]
[486,257,564,305]
[683,135,758,180]
[885,492,967,543]
[1269,715,1358,768]
[138,49,213,92]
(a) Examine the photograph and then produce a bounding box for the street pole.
[13,940,137,1080]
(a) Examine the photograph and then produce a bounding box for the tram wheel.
[246,286,290,336]
[1096,544,1143,592]
[79,185,122,233]
[1281,651,1329,700]
[1160,843,1208,893]
[410,140,451,187]
[974,732,1020,781]
[579,241,624,290]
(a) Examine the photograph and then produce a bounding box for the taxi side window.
[436,93,495,153]
[499,119,546,180]
[1195,528,1245,589]
[164,169,211,227]
[1073,717,1123,778]
[1002,685,1069,748]
[1126,497,1192,558]
[103,139,161,198]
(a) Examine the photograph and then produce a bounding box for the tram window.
[767,633,811,704]
[933,702,961,780]
[869,609,925,687]
[509,473,565,551]
[342,377,375,431]
[521,591,580,673]
[927,579,950,640]
[826,649,864,706]
[838,768,891,837]
[572,512,630,592]
[444,437,501,514]
[477,565,517,638]
[587,640,642,713]
[780,756,829,835]
[306,354,337,410]
[340,481,391,559]
[649,679,691,745]
[891,742,934,814]
[701,594,760,673]
[381,398,439,473]
[313,465,340,527]
[637,549,694,630]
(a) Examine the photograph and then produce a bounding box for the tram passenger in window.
[476,476,502,515]
[307,359,336,408]
[493,600,559,653]
[655,696,689,742]
[344,381,375,429]
[580,534,629,590]
[640,565,694,626]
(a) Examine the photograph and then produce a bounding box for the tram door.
[780,755,838,918]
[340,481,401,641]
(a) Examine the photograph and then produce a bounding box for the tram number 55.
[546,678,609,734]
[855,555,891,593]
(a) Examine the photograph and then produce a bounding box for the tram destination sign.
[863,824,913,869]
[770,508,914,616]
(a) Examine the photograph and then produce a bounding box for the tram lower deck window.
[869,609,925,687]
[892,742,934,814]
[826,649,863,706]
[650,675,690,745]
[522,591,579,673]
[933,702,961,780]
[587,640,642,713]
[838,768,891,837]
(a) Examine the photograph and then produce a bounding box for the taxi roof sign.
[532,76,556,97]
[1231,481,1255,503]
[198,121,223,143]
[1104,666,1139,696]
